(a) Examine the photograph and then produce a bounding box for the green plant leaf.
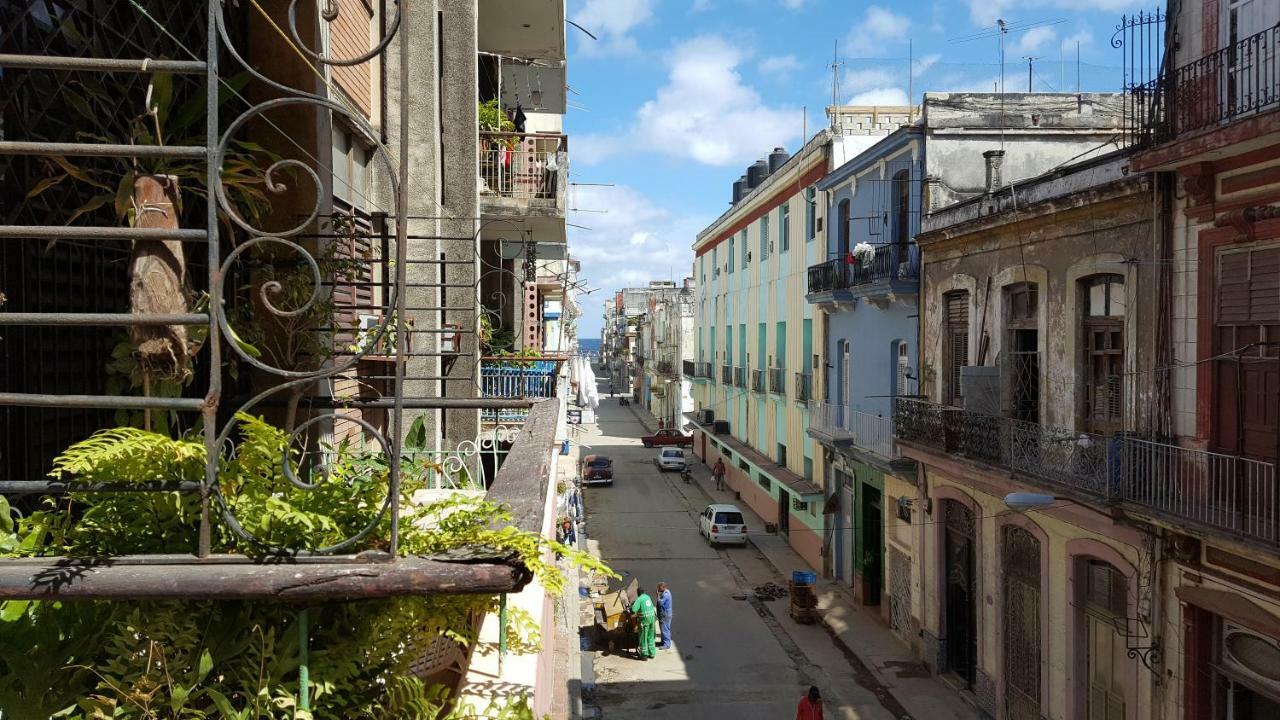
[0,600,28,622]
[49,155,111,192]
[24,173,68,200]
[405,415,427,452]
[114,170,137,221]
[64,193,111,226]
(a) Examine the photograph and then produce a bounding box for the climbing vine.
[0,416,610,718]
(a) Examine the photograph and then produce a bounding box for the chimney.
[984,150,1005,193]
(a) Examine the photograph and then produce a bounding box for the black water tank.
[768,147,789,173]
[746,159,769,189]
[732,176,745,203]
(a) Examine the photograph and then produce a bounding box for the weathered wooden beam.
[485,398,560,533]
[0,556,529,601]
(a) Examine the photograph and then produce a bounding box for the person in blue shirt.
[656,581,673,650]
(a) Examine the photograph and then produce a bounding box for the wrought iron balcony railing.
[809,401,896,459]
[721,364,733,384]
[806,244,920,295]
[893,398,1280,547]
[1139,22,1280,146]
[734,366,746,388]
[480,360,559,400]
[694,361,713,379]
[795,372,812,403]
[682,359,695,376]
[768,367,786,395]
[479,132,568,211]
[750,369,766,393]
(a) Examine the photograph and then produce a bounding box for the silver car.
[654,447,687,472]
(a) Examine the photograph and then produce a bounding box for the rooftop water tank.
[768,147,789,173]
[746,159,769,189]
[732,176,745,203]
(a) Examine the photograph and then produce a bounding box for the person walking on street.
[656,581,673,650]
[712,458,727,491]
[630,587,658,659]
[795,686,824,720]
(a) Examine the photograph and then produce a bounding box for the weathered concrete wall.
[917,163,1158,434]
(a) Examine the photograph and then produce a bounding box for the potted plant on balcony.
[851,241,875,267]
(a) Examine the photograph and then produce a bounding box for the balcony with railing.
[480,358,560,423]
[693,361,713,380]
[805,243,920,309]
[795,372,812,403]
[1135,22,1280,149]
[720,364,732,384]
[734,366,746,388]
[808,401,897,461]
[657,360,675,376]
[682,359,695,376]
[768,367,786,395]
[751,369,766,393]
[479,132,568,217]
[894,398,1280,548]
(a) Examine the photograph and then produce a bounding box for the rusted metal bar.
[0,393,204,411]
[0,313,208,326]
[0,557,530,600]
[0,481,202,494]
[0,141,206,159]
[0,226,208,242]
[0,53,207,74]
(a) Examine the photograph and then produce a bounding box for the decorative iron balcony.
[721,364,733,384]
[734,366,746,388]
[751,369,766,393]
[768,367,786,395]
[682,360,695,376]
[657,360,674,375]
[480,359,559,400]
[479,132,568,214]
[894,398,1280,548]
[808,401,896,459]
[795,372,812,403]
[1139,23,1280,146]
[695,361,714,379]
[805,244,920,302]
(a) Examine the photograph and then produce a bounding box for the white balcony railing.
[808,401,896,459]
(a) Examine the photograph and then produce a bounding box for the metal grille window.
[893,168,911,250]
[1082,275,1125,434]
[1003,525,1043,720]
[944,290,969,406]
[1005,282,1040,424]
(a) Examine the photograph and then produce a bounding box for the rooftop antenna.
[828,40,844,130]
[999,19,1007,150]
[1023,55,1040,92]
[908,39,914,120]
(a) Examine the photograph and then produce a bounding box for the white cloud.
[759,54,803,78]
[567,185,709,335]
[913,53,941,75]
[848,87,910,105]
[845,67,898,92]
[572,132,624,166]
[846,6,911,56]
[619,35,801,166]
[1015,26,1057,54]
[571,0,656,56]
[780,0,806,8]
[1060,29,1094,52]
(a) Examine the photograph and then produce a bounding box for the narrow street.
[578,378,970,720]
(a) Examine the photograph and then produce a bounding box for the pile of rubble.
[753,582,789,601]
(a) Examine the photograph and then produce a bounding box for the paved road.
[579,384,919,720]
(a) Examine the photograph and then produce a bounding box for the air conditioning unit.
[712,420,730,435]
[698,409,715,425]
[1221,624,1280,698]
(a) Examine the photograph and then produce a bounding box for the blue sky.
[565,0,1151,337]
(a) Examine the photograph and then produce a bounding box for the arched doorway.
[943,499,977,686]
[1003,525,1042,720]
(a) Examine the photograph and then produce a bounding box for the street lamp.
[1003,492,1055,512]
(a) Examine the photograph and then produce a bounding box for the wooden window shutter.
[944,291,970,405]
[1218,246,1280,325]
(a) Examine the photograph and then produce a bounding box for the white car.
[699,504,748,546]
[655,447,687,472]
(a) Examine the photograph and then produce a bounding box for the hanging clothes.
[511,104,527,133]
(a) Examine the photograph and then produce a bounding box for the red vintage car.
[641,428,692,448]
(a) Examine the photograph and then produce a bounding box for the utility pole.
[1023,55,1039,92]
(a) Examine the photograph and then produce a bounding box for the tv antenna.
[1022,56,1040,92]
[828,39,844,128]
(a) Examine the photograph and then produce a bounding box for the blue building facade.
[807,127,921,609]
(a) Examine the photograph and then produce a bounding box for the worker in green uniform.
[630,587,658,659]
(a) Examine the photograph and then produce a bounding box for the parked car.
[654,447,687,472]
[641,428,692,448]
[699,504,747,546]
[580,454,613,486]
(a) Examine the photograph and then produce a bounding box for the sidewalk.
[626,401,979,720]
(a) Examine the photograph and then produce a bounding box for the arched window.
[1081,274,1125,433]
[1004,282,1039,423]
[1081,559,1129,720]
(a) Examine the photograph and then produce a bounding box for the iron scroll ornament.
[208,3,407,554]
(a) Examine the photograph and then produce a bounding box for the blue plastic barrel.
[792,570,817,585]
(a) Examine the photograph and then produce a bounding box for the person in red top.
[795,686,823,720]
